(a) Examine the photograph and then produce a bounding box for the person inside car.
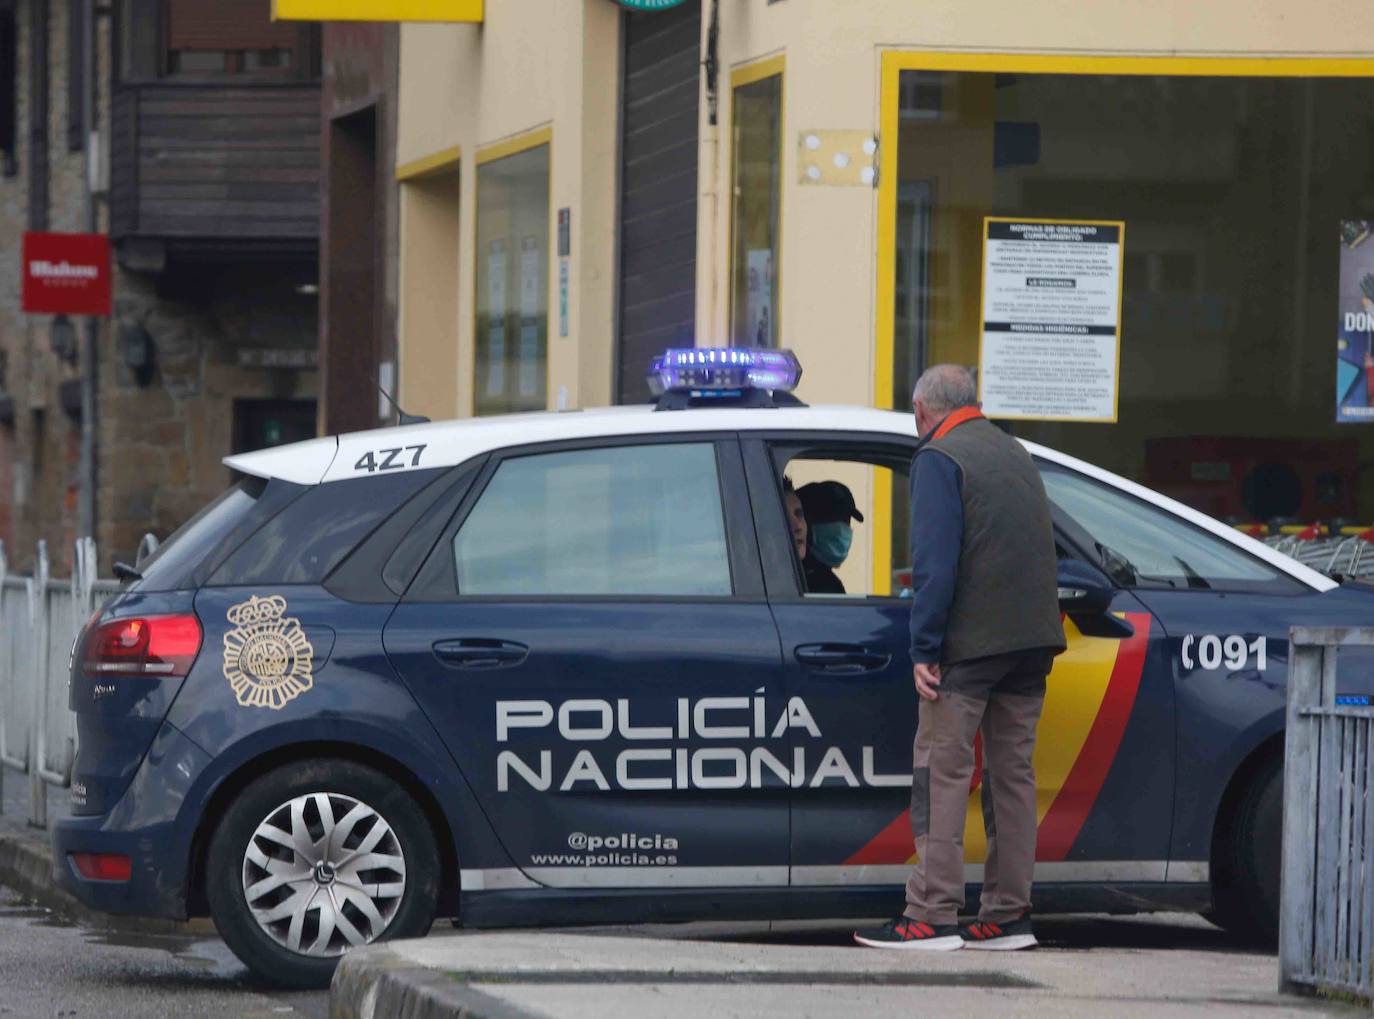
[783,477,808,560]
[798,480,864,594]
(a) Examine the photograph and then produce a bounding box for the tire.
[206,759,440,989]
[1209,757,1281,945]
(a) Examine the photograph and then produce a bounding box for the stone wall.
[0,1,27,561]
[99,262,319,567]
[0,1,321,577]
[0,0,25,336]
[0,0,77,575]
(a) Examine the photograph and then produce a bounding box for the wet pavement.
[0,885,329,1019]
[1,769,328,1018]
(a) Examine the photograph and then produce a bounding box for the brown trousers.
[903,649,1053,926]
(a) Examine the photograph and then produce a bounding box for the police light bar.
[647,347,802,398]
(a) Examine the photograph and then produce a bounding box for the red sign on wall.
[21,232,112,316]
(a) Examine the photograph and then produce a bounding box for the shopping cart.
[1262,525,1374,581]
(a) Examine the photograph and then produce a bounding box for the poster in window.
[1337,220,1374,424]
[519,235,541,399]
[486,239,506,398]
[978,218,1124,422]
[746,248,773,347]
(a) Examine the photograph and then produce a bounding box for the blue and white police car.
[53,349,1374,987]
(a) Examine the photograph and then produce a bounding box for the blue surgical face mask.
[810,521,853,568]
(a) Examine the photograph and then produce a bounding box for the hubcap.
[241,792,407,958]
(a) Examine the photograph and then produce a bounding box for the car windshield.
[1040,463,1293,592]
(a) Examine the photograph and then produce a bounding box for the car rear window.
[135,477,306,592]
[208,470,441,587]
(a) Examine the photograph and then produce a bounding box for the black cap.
[797,480,864,524]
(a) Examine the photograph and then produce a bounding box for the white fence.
[0,539,118,828]
[1280,627,1374,1007]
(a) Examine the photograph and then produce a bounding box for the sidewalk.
[0,768,76,915]
[331,915,1362,1019]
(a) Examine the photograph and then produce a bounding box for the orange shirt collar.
[930,406,984,441]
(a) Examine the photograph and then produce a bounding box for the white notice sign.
[978,218,1124,422]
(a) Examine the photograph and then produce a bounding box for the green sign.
[616,0,688,9]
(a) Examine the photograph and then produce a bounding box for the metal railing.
[0,539,118,828]
[1280,627,1374,1007]
[1265,533,1374,582]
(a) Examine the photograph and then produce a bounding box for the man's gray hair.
[912,364,978,414]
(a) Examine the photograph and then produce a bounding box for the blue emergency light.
[647,347,803,410]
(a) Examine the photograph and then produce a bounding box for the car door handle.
[432,639,529,670]
[794,643,892,674]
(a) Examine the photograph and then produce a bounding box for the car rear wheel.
[206,759,439,988]
[1209,757,1281,945]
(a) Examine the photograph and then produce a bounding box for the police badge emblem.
[222,595,315,710]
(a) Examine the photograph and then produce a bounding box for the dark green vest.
[922,417,1067,666]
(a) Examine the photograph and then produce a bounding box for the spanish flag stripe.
[1034,614,1152,860]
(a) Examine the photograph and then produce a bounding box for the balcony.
[110,81,320,259]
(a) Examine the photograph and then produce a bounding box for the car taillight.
[82,614,202,677]
[70,852,132,882]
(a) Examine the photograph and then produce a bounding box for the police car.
[53,348,1374,987]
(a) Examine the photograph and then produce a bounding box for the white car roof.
[223,403,1334,592]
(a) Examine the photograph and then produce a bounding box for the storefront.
[872,52,1374,592]
[390,0,1374,593]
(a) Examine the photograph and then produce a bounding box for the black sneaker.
[959,911,1037,950]
[853,916,964,951]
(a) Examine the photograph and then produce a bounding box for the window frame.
[473,130,552,417]
[728,55,785,348]
[743,432,918,604]
[117,0,318,84]
[1036,458,1307,596]
[402,433,764,605]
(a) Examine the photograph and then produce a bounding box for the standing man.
[855,364,1066,952]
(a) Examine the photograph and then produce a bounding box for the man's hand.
[914,662,942,701]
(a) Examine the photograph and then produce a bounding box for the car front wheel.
[206,759,440,988]
[1209,757,1280,945]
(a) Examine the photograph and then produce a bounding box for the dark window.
[210,471,440,587]
[27,0,47,225]
[66,0,83,151]
[232,399,317,455]
[165,0,306,77]
[0,4,15,175]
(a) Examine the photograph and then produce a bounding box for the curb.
[331,948,549,1019]
[0,828,88,918]
[0,828,213,936]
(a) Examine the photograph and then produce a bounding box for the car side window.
[210,470,440,587]
[452,442,733,597]
[764,441,913,599]
[1038,462,1299,593]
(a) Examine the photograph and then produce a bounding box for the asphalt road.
[0,885,329,1019]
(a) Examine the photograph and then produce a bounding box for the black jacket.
[803,553,844,594]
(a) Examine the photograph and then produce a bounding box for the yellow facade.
[397,0,1374,416]
[395,0,619,420]
[395,0,1374,586]
[274,0,483,22]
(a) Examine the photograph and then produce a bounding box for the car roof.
[223,403,1335,593]
[223,404,914,485]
